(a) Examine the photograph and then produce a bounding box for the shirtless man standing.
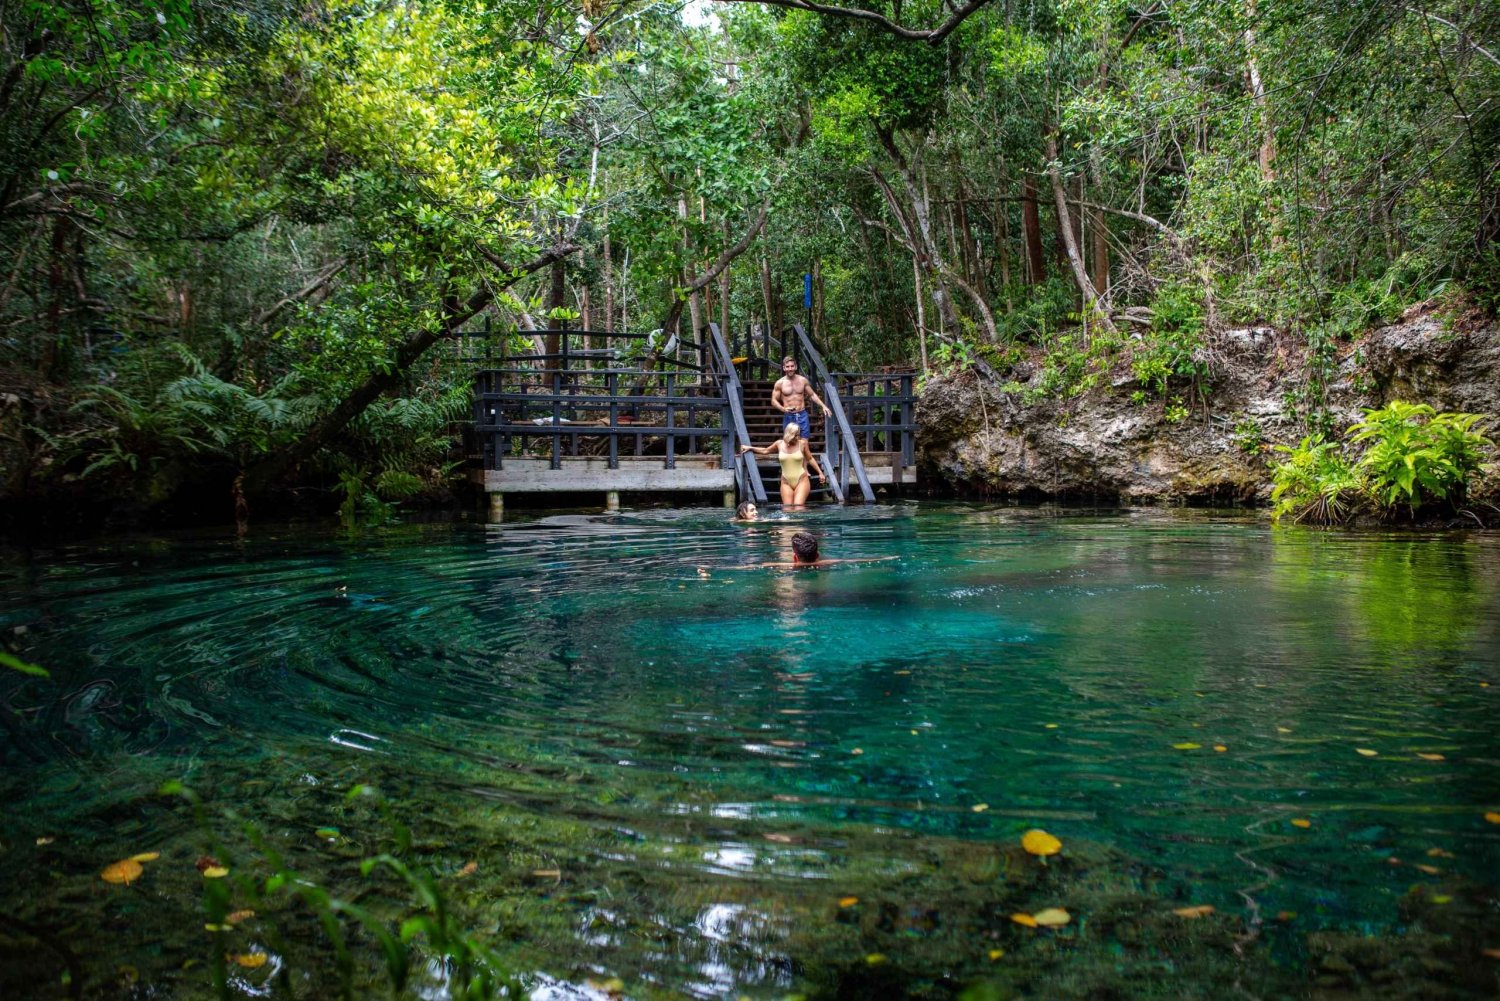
[772,356,832,440]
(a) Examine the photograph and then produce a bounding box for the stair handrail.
[791,323,875,504]
[705,322,767,505]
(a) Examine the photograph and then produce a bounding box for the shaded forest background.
[1,0,1496,526]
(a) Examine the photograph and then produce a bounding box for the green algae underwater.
[1,505,1498,999]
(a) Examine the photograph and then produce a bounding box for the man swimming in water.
[745,532,898,569]
[772,356,832,441]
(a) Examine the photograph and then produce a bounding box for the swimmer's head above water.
[791,531,819,564]
[735,501,759,521]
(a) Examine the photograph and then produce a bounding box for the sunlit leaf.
[1431,895,1452,904]
[36,836,54,846]
[130,852,159,862]
[838,896,858,908]
[851,748,863,755]
[101,859,143,884]
[1173,905,1214,918]
[988,948,1004,960]
[1021,829,1061,856]
[1213,745,1227,752]
[226,910,255,924]
[1173,742,1201,750]
[231,953,268,969]
[972,803,989,813]
[456,861,478,878]
[1355,748,1378,757]
[202,866,230,879]
[864,953,887,965]
[1043,723,1058,729]
[1290,818,1312,828]
[1032,907,1070,927]
[1010,913,1037,927]
[204,923,230,932]
[1426,848,1455,859]
[1414,864,1440,875]
[1276,727,1291,733]
[1484,811,1500,824]
[1415,753,1445,761]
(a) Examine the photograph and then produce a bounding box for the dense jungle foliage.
[1,0,1496,524]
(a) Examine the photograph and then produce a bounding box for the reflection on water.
[0,506,1498,998]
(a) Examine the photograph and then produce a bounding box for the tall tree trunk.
[913,254,928,373]
[678,195,703,364]
[40,212,70,380]
[760,255,775,343]
[719,220,731,344]
[1044,134,1115,334]
[1244,0,1276,184]
[1022,177,1046,285]
[602,205,615,333]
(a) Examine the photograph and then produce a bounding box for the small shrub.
[1271,401,1493,524]
[1233,415,1265,454]
[1349,401,1492,514]
[1270,436,1362,524]
[1164,398,1189,423]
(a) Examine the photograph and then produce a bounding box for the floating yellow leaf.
[231,953,268,969]
[1290,818,1312,828]
[201,866,229,879]
[1213,745,1228,752]
[130,852,160,863]
[910,729,918,736]
[1277,727,1291,733]
[972,803,989,813]
[1021,829,1062,857]
[1032,908,1071,927]
[1416,753,1445,761]
[1427,848,1455,859]
[864,953,887,966]
[101,859,143,885]
[1043,723,1058,729]
[225,910,255,924]
[894,670,911,676]
[1010,913,1038,927]
[1173,742,1201,750]
[1414,864,1440,875]
[1485,811,1500,824]
[204,924,230,933]
[1173,905,1215,918]
[838,896,859,908]
[851,748,863,755]
[988,948,1004,960]
[1355,748,1378,757]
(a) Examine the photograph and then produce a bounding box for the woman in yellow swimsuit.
[739,423,826,507]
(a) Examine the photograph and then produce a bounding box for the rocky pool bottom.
[0,506,1497,998]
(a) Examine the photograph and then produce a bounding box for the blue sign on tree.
[803,273,813,310]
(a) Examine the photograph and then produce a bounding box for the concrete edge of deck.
[473,456,734,493]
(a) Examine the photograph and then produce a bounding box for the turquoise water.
[1,505,1498,999]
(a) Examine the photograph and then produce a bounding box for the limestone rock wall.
[916,311,1500,504]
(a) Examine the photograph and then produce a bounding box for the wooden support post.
[723,490,735,508]
[605,491,620,513]
[487,492,504,523]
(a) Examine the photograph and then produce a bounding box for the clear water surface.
[1,505,1497,999]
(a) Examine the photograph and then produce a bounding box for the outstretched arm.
[804,382,832,416]
[738,441,777,456]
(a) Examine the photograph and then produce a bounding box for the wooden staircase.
[736,378,837,501]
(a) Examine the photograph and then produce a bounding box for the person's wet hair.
[735,501,757,520]
[791,532,819,563]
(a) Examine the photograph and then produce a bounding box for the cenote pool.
[1,505,1497,999]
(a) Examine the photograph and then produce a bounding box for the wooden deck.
[467,325,917,517]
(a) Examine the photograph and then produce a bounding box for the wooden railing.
[704,323,768,505]
[472,330,731,472]
[836,371,918,471]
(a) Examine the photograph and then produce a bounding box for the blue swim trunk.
[783,409,811,438]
